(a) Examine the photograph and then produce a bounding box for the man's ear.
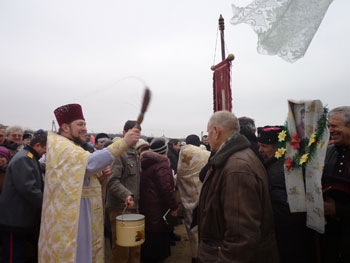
[213,125,220,140]
[33,142,41,150]
[61,123,70,133]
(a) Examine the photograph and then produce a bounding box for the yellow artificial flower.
[275,147,286,159]
[308,133,317,147]
[299,153,309,165]
[278,130,287,142]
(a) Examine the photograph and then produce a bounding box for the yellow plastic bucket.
[116,214,145,247]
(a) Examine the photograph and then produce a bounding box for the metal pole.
[52,120,57,132]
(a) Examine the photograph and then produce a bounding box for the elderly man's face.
[8,129,23,145]
[258,143,278,161]
[207,124,221,152]
[328,112,350,146]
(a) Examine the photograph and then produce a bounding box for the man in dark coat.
[0,131,47,262]
[197,111,279,263]
[166,138,182,242]
[258,125,316,263]
[167,138,180,174]
[321,106,350,263]
[238,116,261,161]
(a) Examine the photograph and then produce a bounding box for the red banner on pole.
[213,58,232,112]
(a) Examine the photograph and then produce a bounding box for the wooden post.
[219,14,225,61]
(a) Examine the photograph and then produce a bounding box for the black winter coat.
[265,157,316,263]
[321,145,350,262]
[167,147,179,174]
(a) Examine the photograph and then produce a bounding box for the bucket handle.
[163,209,170,224]
[121,204,128,222]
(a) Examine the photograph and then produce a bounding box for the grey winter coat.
[106,147,141,212]
[0,146,44,232]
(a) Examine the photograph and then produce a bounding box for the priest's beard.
[71,135,85,146]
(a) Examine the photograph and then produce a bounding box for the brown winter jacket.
[198,133,279,263]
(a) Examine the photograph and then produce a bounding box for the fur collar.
[209,132,250,169]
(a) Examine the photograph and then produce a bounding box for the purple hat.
[0,146,11,162]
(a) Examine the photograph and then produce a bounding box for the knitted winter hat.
[0,146,11,162]
[150,138,168,155]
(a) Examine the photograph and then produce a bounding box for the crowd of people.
[0,104,350,263]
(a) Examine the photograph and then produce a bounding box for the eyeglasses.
[10,134,23,138]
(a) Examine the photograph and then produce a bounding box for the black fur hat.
[257,126,283,145]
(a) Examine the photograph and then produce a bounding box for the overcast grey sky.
[0,0,349,138]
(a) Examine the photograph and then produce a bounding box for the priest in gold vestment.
[38,104,140,263]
